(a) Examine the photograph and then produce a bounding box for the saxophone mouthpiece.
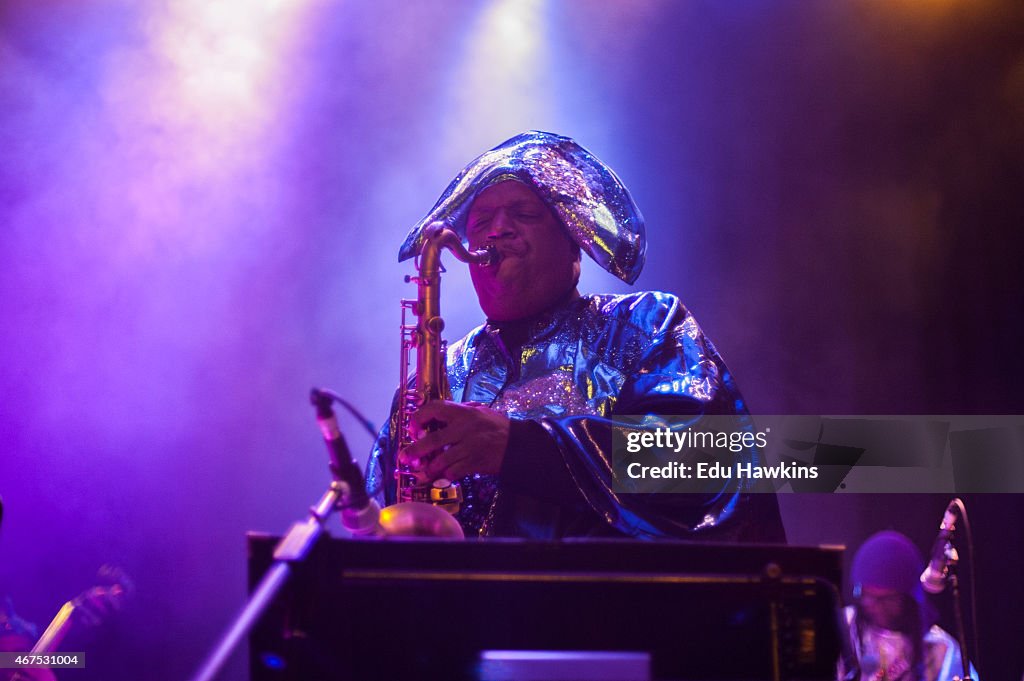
[483,244,501,267]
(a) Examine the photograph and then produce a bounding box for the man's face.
[466,180,580,322]
[857,585,907,630]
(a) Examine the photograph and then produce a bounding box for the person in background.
[0,597,57,681]
[841,530,979,681]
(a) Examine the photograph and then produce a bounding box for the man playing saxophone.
[366,131,785,542]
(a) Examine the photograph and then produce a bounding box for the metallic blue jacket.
[366,291,785,541]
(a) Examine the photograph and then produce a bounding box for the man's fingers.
[407,401,443,431]
[422,444,474,481]
[408,404,479,444]
[399,420,471,467]
[408,400,471,431]
[398,433,447,466]
[400,401,507,481]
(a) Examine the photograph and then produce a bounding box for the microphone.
[310,388,381,536]
[920,498,960,594]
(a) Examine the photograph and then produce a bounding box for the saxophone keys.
[429,478,462,513]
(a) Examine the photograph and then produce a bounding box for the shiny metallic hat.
[398,131,646,284]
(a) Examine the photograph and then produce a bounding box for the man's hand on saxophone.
[397,400,511,485]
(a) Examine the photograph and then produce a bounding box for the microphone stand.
[948,567,973,681]
[188,476,348,681]
[190,389,379,681]
[926,499,975,681]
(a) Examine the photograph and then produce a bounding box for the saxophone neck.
[421,223,498,270]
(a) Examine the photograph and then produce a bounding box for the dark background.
[1,1,1021,679]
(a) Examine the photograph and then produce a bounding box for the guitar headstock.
[69,565,134,628]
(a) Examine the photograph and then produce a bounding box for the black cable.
[316,388,378,438]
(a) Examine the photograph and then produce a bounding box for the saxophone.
[388,222,496,529]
